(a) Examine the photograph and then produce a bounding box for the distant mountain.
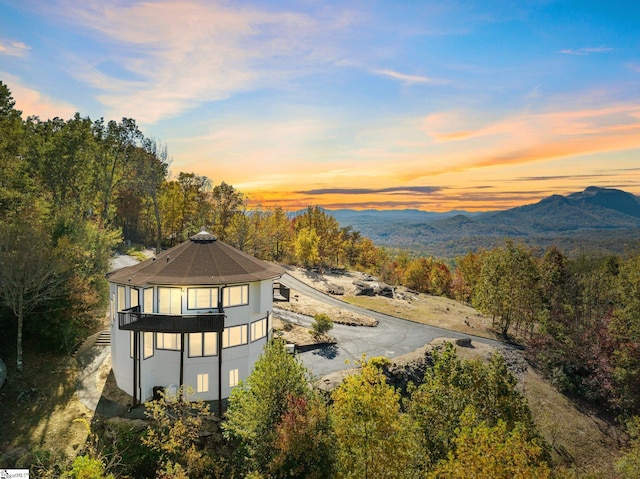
[326,187,640,257]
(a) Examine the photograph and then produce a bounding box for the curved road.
[277,274,509,377]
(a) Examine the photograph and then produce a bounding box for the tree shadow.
[312,344,339,359]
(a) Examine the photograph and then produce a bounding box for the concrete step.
[94,329,111,346]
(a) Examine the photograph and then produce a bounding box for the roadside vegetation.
[1,78,639,477]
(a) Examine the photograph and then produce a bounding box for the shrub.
[311,313,333,338]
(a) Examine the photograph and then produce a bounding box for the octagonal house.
[107,230,285,406]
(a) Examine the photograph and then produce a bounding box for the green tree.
[311,313,333,338]
[211,181,244,241]
[428,409,551,479]
[616,416,640,479]
[142,386,216,478]
[409,343,539,469]
[0,217,68,371]
[331,357,419,479]
[223,339,314,476]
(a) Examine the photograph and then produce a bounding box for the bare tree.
[0,219,67,371]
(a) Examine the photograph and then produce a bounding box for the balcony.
[118,306,225,333]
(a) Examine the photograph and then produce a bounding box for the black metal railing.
[118,306,225,333]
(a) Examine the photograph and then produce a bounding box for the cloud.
[39,0,356,123]
[1,73,77,118]
[374,69,447,85]
[559,47,614,55]
[298,186,442,195]
[0,39,30,57]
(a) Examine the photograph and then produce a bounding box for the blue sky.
[1,0,639,211]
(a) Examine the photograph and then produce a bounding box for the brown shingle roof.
[107,231,285,286]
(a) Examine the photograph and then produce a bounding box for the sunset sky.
[1,0,639,212]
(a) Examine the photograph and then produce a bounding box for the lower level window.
[143,332,154,359]
[223,325,248,348]
[229,368,239,388]
[157,333,181,350]
[251,318,267,341]
[189,332,218,357]
[197,373,209,393]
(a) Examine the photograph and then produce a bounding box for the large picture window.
[117,285,126,312]
[156,333,181,350]
[251,318,267,342]
[130,288,139,308]
[143,331,154,359]
[189,332,218,357]
[223,285,249,308]
[158,287,182,314]
[223,325,248,348]
[187,287,219,310]
[143,288,154,313]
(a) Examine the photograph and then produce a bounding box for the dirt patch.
[283,266,499,340]
[272,316,336,348]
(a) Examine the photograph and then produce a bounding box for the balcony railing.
[118,306,225,333]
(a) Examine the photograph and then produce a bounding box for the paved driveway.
[277,274,507,377]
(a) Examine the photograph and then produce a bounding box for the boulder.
[353,280,375,296]
[325,283,344,295]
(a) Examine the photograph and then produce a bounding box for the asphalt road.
[277,274,508,377]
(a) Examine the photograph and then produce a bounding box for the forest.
[1,79,640,477]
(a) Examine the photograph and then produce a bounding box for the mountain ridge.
[325,187,640,257]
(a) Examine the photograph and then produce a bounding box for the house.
[106,230,285,407]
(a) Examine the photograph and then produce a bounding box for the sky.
[1,0,639,212]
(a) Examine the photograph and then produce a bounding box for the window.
[197,373,209,393]
[143,288,154,313]
[143,332,154,359]
[130,331,135,358]
[130,288,139,308]
[189,332,218,357]
[223,325,248,348]
[117,285,126,312]
[158,287,182,314]
[223,285,249,307]
[229,369,239,388]
[251,318,267,341]
[187,287,219,309]
[156,333,181,350]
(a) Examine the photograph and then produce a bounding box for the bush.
[311,313,333,338]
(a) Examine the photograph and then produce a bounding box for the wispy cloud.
[2,73,77,118]
[374,69,446,85]
[297,186,443,195]
[559,46,614,55]
[0,39,30,57]
[38,0,356,123]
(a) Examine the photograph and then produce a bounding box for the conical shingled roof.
[107,231,285,286]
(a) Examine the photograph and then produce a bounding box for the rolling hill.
[329,187,640,257]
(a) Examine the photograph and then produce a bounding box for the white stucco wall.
[109,278,274,402]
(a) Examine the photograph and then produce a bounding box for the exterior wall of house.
[109,279,273,402]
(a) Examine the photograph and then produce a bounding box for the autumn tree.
[211,181,244,241]
[428,409,551,479]
[408,343,540,470]
[223,339,315,476]
[331,357,419,479]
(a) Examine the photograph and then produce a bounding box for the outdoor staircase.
[94,329,111,347]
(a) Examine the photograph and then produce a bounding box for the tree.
[142,386,216,478]
[0,218,68,371]
[616,416,640,479]
[91,117,142,221]
[211,181,244,241]
[428,409,551,479]
[331,357,419,479]
[270,394,335,479]
[408,343,539,469]
[223,339,314,476]
[294,227,320,267]
[311,313,333,338]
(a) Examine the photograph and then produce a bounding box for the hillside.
[329,187,640,257]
